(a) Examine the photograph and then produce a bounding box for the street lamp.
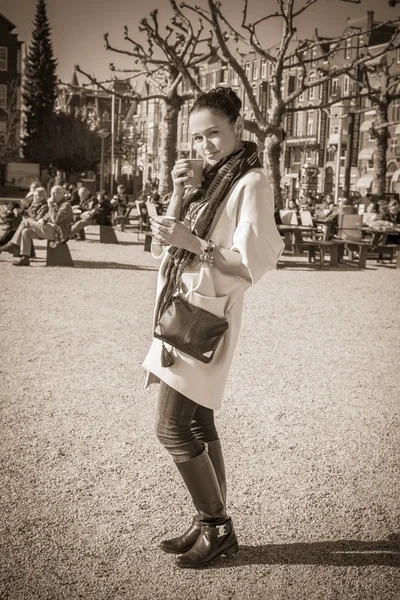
[98,129,109,191]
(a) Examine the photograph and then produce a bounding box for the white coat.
[142,168,285,410]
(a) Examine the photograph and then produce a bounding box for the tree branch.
[72,66,166,102]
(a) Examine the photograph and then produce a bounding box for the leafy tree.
[25,113,102,176]
[22,0,58,162]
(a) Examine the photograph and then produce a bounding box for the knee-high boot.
[159,440,227,555]
[173,449,238,568]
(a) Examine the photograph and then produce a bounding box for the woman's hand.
[150,216,199,253]
[171,159,193,197]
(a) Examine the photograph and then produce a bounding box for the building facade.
[106,10,399,200]
[0,13,23,164]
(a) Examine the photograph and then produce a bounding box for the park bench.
[46,241,74,267]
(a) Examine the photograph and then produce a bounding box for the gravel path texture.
[1,226,399,600]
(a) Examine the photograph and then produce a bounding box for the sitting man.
[0,201,22,247]
[111,184,129,230]
[27,186,49,221]
[70,186,95,240]
[69,191,113,238]
[0,185,73,267]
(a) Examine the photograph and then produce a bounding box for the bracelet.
[199,239,216,268]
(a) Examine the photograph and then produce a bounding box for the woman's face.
[189,109,242,166]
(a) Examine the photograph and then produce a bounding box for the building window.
[298,74,304,101]
[0,85,7,108]
[261,59,267,79]
[330,125,339,135]
[308,75,315,100]
[326,147,335,162]
[296,112,304,136]
[391,137,398,152]
[210,71,217,88]
[331,78,339,96]
[252,61,259,80]
[311,48,317,67]
[345,38,352,60]
[343,75,350,96]
[0,47,7,71]
[245,63,251,80]
[392,101,400,122]
[306,111,314,136]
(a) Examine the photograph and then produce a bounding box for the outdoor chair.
[336,214,372,268]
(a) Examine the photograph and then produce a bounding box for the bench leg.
[357,245,368,269]
[307,247,316,263]
[330,244,339,268]
[46,242,74,267]
[99,225,119,244]
[143,234,152,252]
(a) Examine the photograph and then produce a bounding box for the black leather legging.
[155,381,219,463]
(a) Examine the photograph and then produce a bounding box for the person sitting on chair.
[0,186,73,267]
[0,201,23,247]
[27,187,49,221]
[69,191,113,238]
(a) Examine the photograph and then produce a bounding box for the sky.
[1,0,397,87]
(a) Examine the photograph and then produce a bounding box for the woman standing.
[143,88,285,568]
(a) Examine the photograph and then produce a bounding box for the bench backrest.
[300,211,313,227]
[338,214,363,242]
[280,210,298,225]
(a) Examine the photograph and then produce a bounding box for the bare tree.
[357,58,400,196]
[182,0,399,207]
[75,0,214,196]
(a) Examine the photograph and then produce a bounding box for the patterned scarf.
[157,141,261,325]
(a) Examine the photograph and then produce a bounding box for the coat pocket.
[187,290,229,319]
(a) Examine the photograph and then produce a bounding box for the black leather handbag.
[154,295,229,364]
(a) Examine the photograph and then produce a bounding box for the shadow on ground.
[73,260,158,270]
[81,238,145,246]
[211,536,400,569]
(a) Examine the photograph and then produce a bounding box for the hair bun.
[215,86,242,113]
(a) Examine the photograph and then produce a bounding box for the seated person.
[151,190,163,215]
[111,184,129,229]
[288,199,300,216]
[20,180,42,213]
[68,185,81,207]
[70,187,95,240]
[0,185,73,267]
[69,191,113,237]
[378,199,400,225]
[27,187,48,221]
[0,201,23,247]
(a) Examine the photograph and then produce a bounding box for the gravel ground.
[0,226,399,600]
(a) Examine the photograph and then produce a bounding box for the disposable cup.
[184,159,204,188]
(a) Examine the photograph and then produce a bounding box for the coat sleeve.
[229,171,285,285]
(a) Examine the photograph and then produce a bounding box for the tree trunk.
[373,104,389,198]
[263,101,285,209]
[159,93,183,197]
